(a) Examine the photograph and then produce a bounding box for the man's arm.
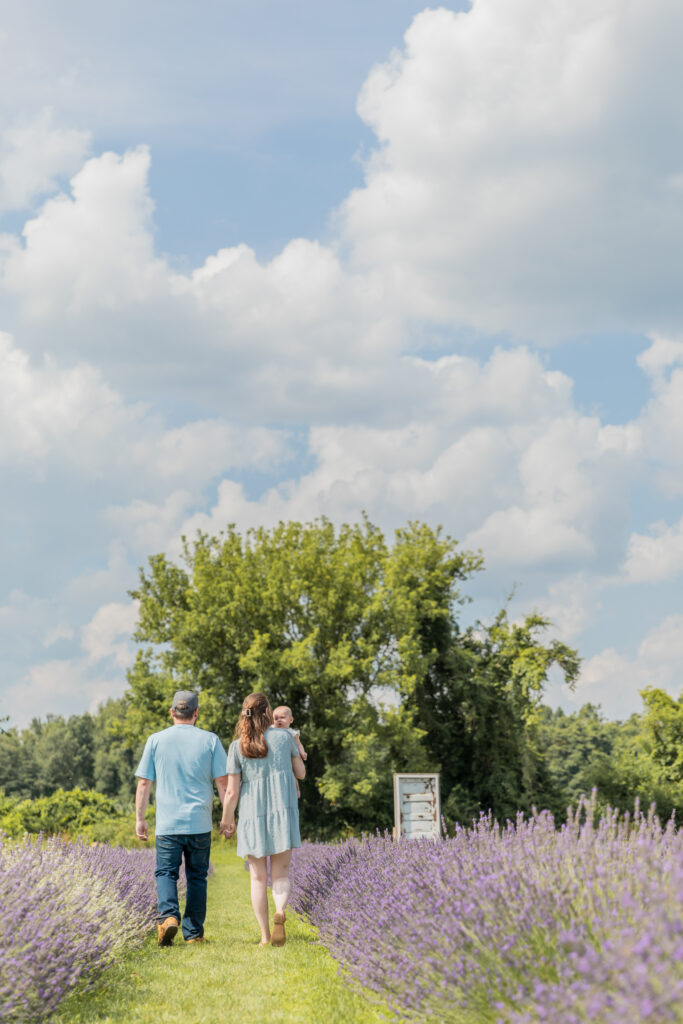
[135,778,153,841]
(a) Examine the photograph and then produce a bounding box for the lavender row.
[289,798,683,1023]
[0,834,160,1023]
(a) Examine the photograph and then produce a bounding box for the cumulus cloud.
[571,613,683,718]
[11,657,127,728]
[623,516,683,583]
[0,332,289,489]
[81,601,139,667]
[3,1,683,727]
[164,348,639,581]
[342,0,683,337]
[531,573,603,641]
[0,108,90,214]
[635,335,683,494]
[3,146,165,318]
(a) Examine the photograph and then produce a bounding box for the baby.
[273,705,307,797]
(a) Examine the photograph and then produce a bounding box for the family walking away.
[134,689,305,948]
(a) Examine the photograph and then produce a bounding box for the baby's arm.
[291,728,307,761]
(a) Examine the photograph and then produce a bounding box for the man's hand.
[136,818,149,841]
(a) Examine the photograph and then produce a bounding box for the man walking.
[135,690,228,946]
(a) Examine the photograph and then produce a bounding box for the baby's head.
[273,705,294,729]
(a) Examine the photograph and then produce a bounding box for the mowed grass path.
[57,844,398,1024]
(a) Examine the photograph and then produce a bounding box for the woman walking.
[219,692,305,946]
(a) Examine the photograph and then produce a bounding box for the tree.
[413,610,580,824]
[126,517,483,834]
[536,696,683,822]
[640,687,683,783]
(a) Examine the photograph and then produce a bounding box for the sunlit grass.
[57,842,397,1024]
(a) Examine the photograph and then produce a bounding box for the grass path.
[57,844,398,1024]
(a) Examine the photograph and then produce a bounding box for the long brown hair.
[233,692,273,758]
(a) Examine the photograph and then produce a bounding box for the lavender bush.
[289,798,683,1023]
[0,834,160,1022]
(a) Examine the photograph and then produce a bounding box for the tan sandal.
[271,912,286,946]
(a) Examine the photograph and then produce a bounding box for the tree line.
[1,518,681,835]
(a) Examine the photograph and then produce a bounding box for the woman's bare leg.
[270,849,292,915]
[247,855,270,943]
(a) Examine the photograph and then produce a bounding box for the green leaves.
[640,687,683,783]
[125,516,482,833]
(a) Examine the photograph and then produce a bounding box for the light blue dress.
[226,727,301,858]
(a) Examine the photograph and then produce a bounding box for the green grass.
[56,843,398,1024]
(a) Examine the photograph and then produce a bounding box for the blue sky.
[1,0,682,726]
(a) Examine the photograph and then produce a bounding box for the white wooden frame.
[393,772,441,840]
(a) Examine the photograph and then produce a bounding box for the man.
[135,690,228,946]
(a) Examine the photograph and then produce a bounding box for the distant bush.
[0,787,147,846]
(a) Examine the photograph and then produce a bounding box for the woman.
[219,692,305,946]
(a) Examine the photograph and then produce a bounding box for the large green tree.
[125,517,581,833]
[126,518,482,833]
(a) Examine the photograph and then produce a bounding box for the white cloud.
[103,491,197,556]
[532,573,602,641]
[637,335,683,379]
[635,336,683,494]
[341,0,683,337]
[623,516,683,583]
[2,2,683,729]
[638,613,683,666]
[0,332,288,490]
[571,613,683,718]
[464,415,638,569]
[168,353,637,577]
[11,657,127,728]
[43,624,75,648]
[0,108,90,214]
[81,601,139,667]
[3,146,165,318]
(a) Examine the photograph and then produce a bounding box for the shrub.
[0,835,159,1022]
[0,788,119,838]
[289,797,683,1023]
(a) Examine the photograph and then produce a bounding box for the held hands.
[219,818,236,840]
[135,818,149,841]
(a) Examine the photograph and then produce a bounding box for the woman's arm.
[291,754,306,780]
[219,774,241,838]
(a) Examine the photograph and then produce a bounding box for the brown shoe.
[157,916,179,947]
[271,912,286,947]
[185,936,205,944]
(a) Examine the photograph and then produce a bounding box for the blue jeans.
[155,833,211,940]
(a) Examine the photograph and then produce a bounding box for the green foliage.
[537,696,683,822]
[0,787,119,838]
[5,517,679,838]
[125,517,486,834]
[126,516,585,834]
[640,687,683,783]
[0,699,140,803]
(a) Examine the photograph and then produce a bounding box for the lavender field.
[289,799,683,1023]
[0,835,160,1023]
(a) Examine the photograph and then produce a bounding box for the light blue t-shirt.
[135,724,228,836]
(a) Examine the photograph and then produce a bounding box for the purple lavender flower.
[0,834,161,1022]
[289,798,683,1023]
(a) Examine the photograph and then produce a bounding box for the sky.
[1,0,683,727]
